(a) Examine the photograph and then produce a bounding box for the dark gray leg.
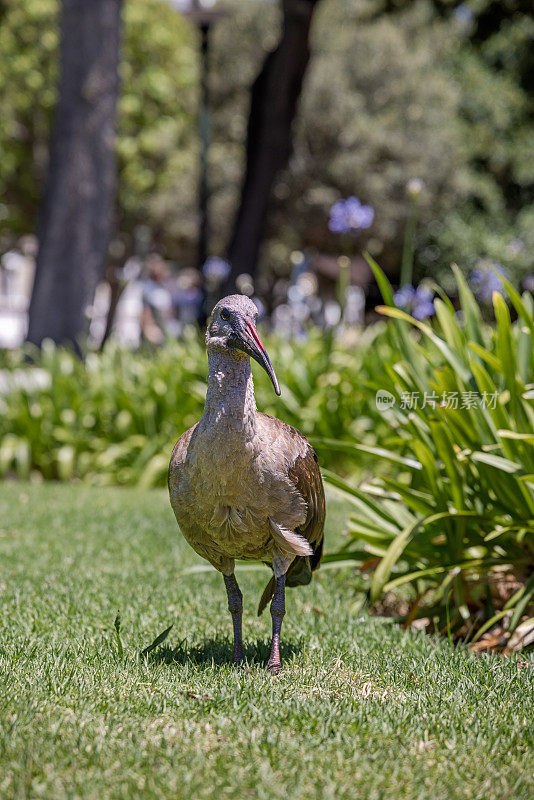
[223,573,245,664]
[266,574,286,673]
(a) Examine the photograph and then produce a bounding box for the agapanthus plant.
[470,261,506,303]
[328,196,374,235]
[393,282,435,320]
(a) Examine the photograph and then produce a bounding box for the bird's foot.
[266,659,282,675]
[233,650,251,673]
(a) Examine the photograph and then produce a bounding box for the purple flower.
[393,284,415,308]
[522,274,534,294]
[202,256,231,282]
[412,300,435,321]
[412,285,435,320]
[454,4,474,25]
[328,196,374,235]
[414,285,434,305]
[470,262,506,304]
[394,283,435,320]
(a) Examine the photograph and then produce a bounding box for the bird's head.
[206,294,280,396]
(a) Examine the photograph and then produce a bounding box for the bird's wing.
[287,438,325,569]
[256,414,326,614]
[258,413,325,560]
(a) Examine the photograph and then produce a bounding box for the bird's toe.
[233,654,252,673]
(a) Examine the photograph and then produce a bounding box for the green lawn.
[0,482,532,800]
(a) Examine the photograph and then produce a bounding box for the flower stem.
[400,197,419,288]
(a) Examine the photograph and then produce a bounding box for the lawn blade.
[140,624,174,659]
[114,610,124,659]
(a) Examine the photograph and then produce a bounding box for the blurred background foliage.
[0,0,532,284]
[0,324,391,486]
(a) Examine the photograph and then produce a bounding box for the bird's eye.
[220,308,230,321]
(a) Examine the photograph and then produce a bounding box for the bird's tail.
[257,576,275,616]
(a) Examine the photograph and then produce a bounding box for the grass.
[0,482,533,800]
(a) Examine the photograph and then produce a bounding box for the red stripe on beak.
[245,319,266,354]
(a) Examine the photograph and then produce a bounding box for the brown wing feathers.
[288,445,325,564]
[257,419,325,615]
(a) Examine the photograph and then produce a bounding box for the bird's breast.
[170,423,307,562]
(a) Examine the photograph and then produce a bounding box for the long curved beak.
[233,318,281,396]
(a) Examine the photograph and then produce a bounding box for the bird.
[168,294,325,672]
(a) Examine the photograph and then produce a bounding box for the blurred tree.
[28,0,123,347]
[0,0,59,245]
[427,0,534,285]
[0,0,196,259]
[223,0,322,293]
[116,1,196,258]
[380,0,534,284]
[262,0,464,277]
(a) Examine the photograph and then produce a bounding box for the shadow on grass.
[148,636,302,669]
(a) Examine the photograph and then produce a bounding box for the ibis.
[168,295,325,672]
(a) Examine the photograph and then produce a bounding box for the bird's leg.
[223,573,245,664]
[266,574,286,674]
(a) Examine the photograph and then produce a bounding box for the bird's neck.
[202,350,257,438]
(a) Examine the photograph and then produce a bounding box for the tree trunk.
[223,0,321,295]
[27,0,123,348]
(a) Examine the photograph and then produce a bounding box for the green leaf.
[429,420,464,512]
[497,430,534,442]
[492,269,534,334]
[140,624,173,659]
[505,573,534,635]
[493,292,519,407]
[369,511,486,602]
[468,343,502,373]
[427,281,456,316]
[322,468,402,531]
[470,452,522,473]
[434,298,466,355]
[376,305,471,383]
[485,524,534,541]
[470,610,510,643]
[381,478,436,516]
[114,610,124,659]
[517,324,532,384]
[412,439,442,498]
[322,550,371,565]
[385,556,505,593]
[452,263,484,347]
[363,252,394,305]
[312,439,422,470]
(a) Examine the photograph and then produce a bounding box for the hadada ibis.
[168,295,325,672]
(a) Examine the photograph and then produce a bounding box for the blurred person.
[139,253,174,345]
[0,236,37,347]
[168,268,203,333]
